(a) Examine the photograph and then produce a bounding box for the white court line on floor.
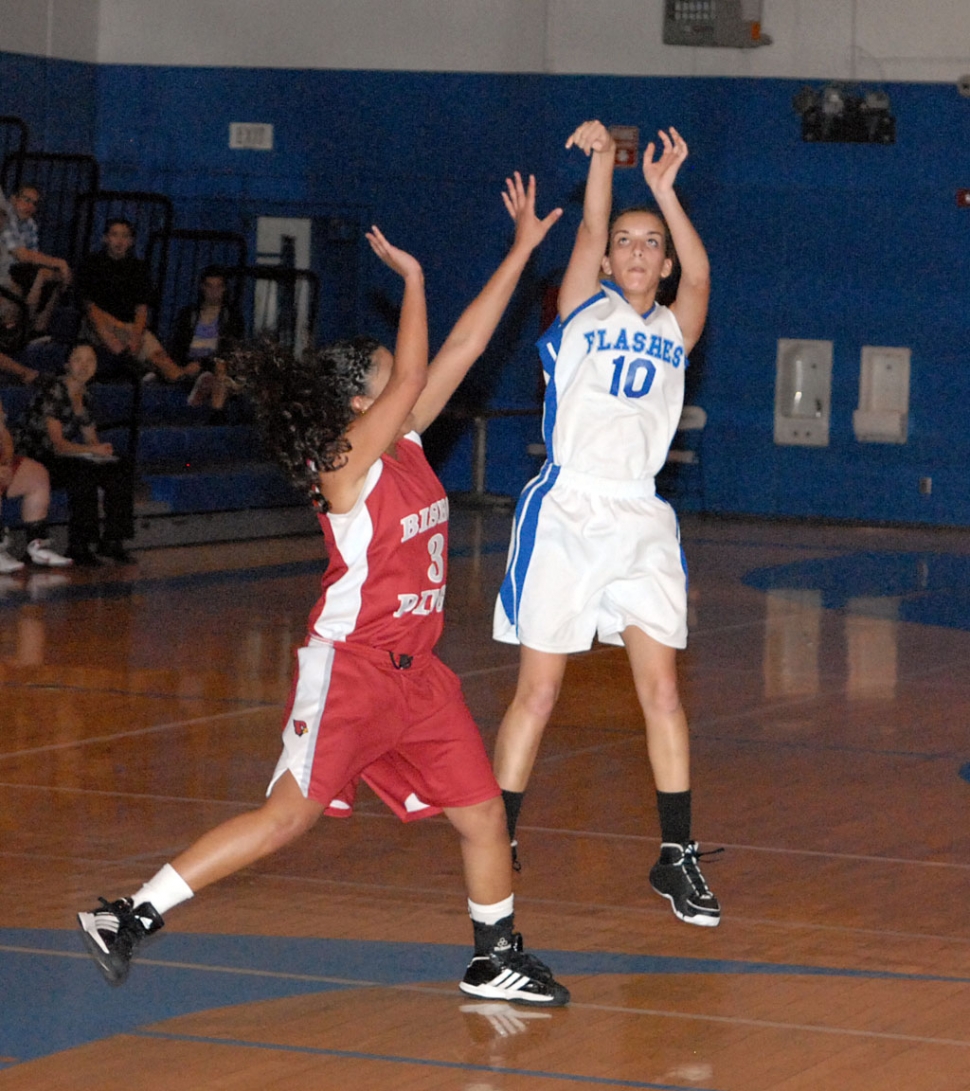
[5,846,969,947]
[0,782,268,806]
[2,772,967,872]
[0,706,275,761]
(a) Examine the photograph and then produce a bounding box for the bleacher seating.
[0,114,319,549]
[152,228,248,346]
[0,116,28,192]
[0,151,100,265]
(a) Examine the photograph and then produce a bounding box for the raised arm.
[410,172,562,433]
[642,127,710,354]
[557,120,616,319]
[317,227,428,513]
[0,350,38,385]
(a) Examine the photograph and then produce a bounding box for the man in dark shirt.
[76,218,200,382]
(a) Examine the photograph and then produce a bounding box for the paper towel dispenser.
[853,346,910,444]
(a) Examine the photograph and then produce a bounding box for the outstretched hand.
[365,226,422,280]
[564,119,614,157]
[643,127,688,197]
[502,172,563,252]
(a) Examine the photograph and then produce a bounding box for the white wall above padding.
[774,338,833,447]
[0,0,98,62]
[853,345,910,444]
[4,0,970,78]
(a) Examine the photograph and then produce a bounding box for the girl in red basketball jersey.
[78,174,569,1006]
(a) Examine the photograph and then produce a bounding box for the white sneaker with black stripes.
[459,932,569,1006]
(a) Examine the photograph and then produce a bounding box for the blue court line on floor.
[133,1029,714,1090]
[3,929,970,1065]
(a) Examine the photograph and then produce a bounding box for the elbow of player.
[681,267,711,293]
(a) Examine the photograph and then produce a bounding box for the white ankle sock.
[131,863,194,917]
[467,894,514,926]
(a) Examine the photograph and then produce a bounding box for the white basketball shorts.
[493,464,688,653]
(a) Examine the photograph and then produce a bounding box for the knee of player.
[270,807,319,851]
[640,674,682,716]
[263,786,322,843]
[446,795,506,844]
[515,679,561,723]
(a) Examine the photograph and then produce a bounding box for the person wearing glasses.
[0,185,71,339]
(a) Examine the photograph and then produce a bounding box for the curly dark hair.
[232,336,381,511]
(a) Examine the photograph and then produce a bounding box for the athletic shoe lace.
[682,844,724,899]
[505,935,555,984]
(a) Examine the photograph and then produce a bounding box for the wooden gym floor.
[1,509,969,1090]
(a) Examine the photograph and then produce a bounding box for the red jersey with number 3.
[307,433,448,654]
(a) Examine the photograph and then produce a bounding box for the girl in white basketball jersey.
[494,121,721,927]
[79,174,570,1005]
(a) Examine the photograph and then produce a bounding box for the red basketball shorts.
[267,637,499,821]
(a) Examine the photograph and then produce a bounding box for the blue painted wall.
[5,55,970,523]
[0,51,97,152]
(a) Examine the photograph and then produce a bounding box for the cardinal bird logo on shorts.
[293,720,308,736]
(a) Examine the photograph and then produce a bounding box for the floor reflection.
[744,550,970,702]
[763,588,821,698]
[845,598,898,699]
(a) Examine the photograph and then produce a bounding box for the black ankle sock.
[657,789,691,846]
[501,790,525,842]
[23,521,46,542]
[471,913,514,956]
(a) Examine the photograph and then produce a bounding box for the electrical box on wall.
[853,346,910,443]
[774,339,833,447]
[663,0,770,48]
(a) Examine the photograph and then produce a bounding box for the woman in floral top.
[18,342,135,565]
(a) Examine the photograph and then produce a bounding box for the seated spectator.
[0,393,72,572]
[0,185,72,339]
[76,218,199,384]
[0,203,29,353]
[16,342,136,566]
[170,265,245,417]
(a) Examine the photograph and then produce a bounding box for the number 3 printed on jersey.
[610,354,656,399]
[426,533,445,583]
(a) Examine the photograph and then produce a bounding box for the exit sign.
[229,123,274,151]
